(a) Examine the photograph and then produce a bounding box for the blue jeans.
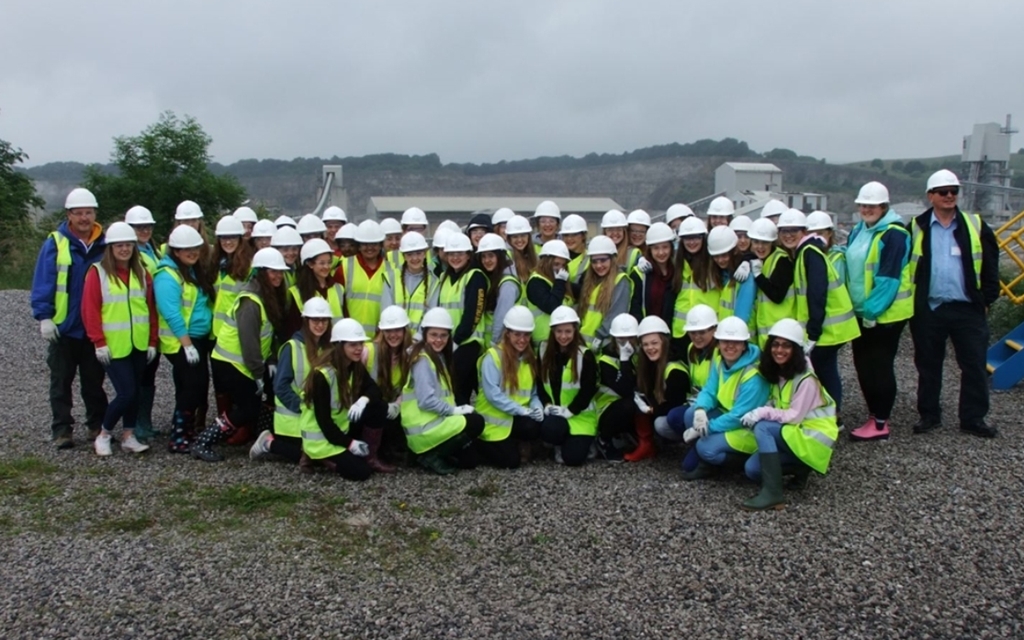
[102,349,147,432]
[744,420,800,481]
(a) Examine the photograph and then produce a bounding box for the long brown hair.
[496,330,538,395]
[170,248,216,299]
[295,259,330,303]
[636,334,671,404]
[100,243,146,291]
[303,343,366,409]
[214,237,254,281]
[676,239,714,293]
[300,318,332,367]
[714,251,744,289]
[577,258,618,318]
[481,251,511,312]
[536,256,574,303]
[541,326,585,386]
[372,329,413,401]
[253,269,288,335]
[511,240,538,283]
[408,331,454,392]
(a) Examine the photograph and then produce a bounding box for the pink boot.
[849,417,889,441]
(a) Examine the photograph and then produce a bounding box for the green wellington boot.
[133,386,157,442]
[742,452,786,511]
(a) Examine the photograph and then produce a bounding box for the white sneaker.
[94,432,113,457]
[249,430,274,460]
[121,433,150,454]
[554,446,564,465]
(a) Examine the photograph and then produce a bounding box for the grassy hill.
[845,152,1024,189]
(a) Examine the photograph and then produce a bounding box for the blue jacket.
[695,344,770,433]
[153,254,213,340]
[845,209,909,321]
[30,221,105,339]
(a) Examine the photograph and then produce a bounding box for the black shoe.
[913,418,942,434]
[596,437,624,463]
[53,434,74,450]
[960,422,998,438]
[190,444,224,462]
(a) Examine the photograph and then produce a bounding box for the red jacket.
[82,265,158,349]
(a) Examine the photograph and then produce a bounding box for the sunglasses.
[931,188,959,197]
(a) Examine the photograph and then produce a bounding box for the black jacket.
[907,207,999,310]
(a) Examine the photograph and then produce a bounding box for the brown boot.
[624,414,656,462]
[363,428,397,473]
[299,452,315,474]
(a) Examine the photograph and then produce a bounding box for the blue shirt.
[928,214,969,310]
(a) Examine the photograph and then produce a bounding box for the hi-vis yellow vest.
[594,353,625,416]
[343,255,385,337]
[474,347,534,442]
[274,339,313,439]
[483,273,524,344]
[540,345,597,436]
[437,267,486,345]
[862,224,913,323]
[213,273,246,339]
[687,345,717,393]
[579,272,628,347]
[300,367,349,460]
[211,292,274,379]
[400,356,467,454]
[714,360,761,455]
[384,263,429,330]
[793,243,860,347]
[752,248,795,348]
[526,273,573,343]
[774,371,838,474]
[92,264,149,358]
[288,283,346,323]
[49,232,73,325]
[155,266,197,355]
[672,260,721,338]
[909,212,982,295]
[365,341,404,401]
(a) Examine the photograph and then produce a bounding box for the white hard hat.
[534,200,561,220]
[296,213,327,236]
[232,206,258,223]
[587,235,617,256]
[400,207,428,226]
[637,315,670,336]
[300,238,332,263]
[438,220,462,234]
[124,205,155,225]
[274,215,296,228]
[768,318,806,347]
[421,307,454,331]
[503,305,535,332]
[215,215,245,237]
[540,240,570,260]
[777,209,808,229]
[491,208,515,226]
[175,200,203,220]
[806,211,834,232]
[626,209,652,227]
[476,233,507,253]
[854,181,890,206]
[748,218,778,242]
[252,219,278,238]
[444,232,472,253]
[729,215,753,234]
[331,318,367,343]
[301,297,334,319]
[684,304,718,332]
[561,214,588,235]
[65,187,98,209]
[759,199,788,219]
[431,228,451,249]
[271,226,303,247]
[601,210,627,228]
[549,305,580,326]
[336,224,357,241]
[715,316,751,341]
[678,216,708,237]
[104,221,137,244]
[355,219,385,244]
[645,222,675,246]
[665,203,695,224]
[167,225,205,249]
[707,226,738,256]
[252,247,289,271]
[380,217,403,235]
[927,169,960,192]
[400,231,429,253]
[322,206,348,222]
[505,215,532,236]
[706,196,735,217]
[378,305,411,331]
[609,313,640,338]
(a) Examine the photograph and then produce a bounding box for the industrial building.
[710,162,829,218]
[366,196,624,232]
[960,116,1018,220]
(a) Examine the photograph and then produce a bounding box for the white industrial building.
[366,196,624,233]
[961,117,1016,217]
[711,161,829,218]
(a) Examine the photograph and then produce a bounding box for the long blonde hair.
[576,258,618,317]
[512,241,538,283]
[100,243,146,290]
[636,334,671,404]
[497,330,538,395]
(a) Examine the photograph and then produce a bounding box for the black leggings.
[598,398,635,440]
[142,350,159,387]
[851,320,906,420]
[474,415,541,469]
[321,451,372,481]
[211,359,262,428]
[540,415,594,466]
[166,337,212,415]
[269,434,302,463]
[452,341,482,405]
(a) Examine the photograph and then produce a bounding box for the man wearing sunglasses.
[907,169,999,438]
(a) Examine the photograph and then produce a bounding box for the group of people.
[30,167,999,510]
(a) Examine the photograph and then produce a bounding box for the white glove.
[545,405,574,419]
[146,347,157,363]
[554,268,569,281]
[94,346,112,366]
[348,396,369,422]
[683,427,701,444]
[741,409,761,428]
[618,341,634,361]
[40,319,60,342]
[255,378,265,397]
[863,319,877,329]
[692,409,709,436]
[634,392,652,414]
[387,401,401,420]
[528,406,544,422]
[348,439,369,457]
[184,345,200,366]
[268,363,277,379]
[591,338,603,353]
[733,261,751,282]
[452,405,474,416]
[637,256,653,273]
[805,340,816,356]
[750,259,763,278]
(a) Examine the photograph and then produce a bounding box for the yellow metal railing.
[995,209,1024,304]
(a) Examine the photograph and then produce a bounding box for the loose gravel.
[2,289,1023,639]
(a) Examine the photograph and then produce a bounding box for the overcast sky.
[2,0,1022,167]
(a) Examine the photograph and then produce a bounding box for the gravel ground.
[2,289,1023,639]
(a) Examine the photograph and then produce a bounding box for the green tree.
[764,148,798,160]
[83,111,246,239]
[870,158,884,169]
[0,134,46,287]
[892,160,905,172]
[903,160,927,176]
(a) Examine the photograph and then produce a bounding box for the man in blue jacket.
[30,188,108,449]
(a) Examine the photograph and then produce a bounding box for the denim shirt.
[928,214,969,310]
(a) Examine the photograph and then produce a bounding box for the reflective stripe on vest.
[716,359,761,455]
[483,274,524,345]
[793,243,860,347]
[753,249,796,348]
[862,223,913,323]
[93,264,150,358]
[579,272,628,346]
[212,273,246,338]
[540,346,597,436]
[273,339,311,438]
[344,255,384,336]
[773,371,838,474]
[386,263,429,329]
[288,283,346,323]
[50,232,73,325]
[399,356,466,454]
[211,291,274,379]
[526,273,572,343]
[474,347,534,441]
[299,367,349,459]
[908,211,982,299]
[438,267,486,345]
[155,266,197,355]
[672,261,721,338]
